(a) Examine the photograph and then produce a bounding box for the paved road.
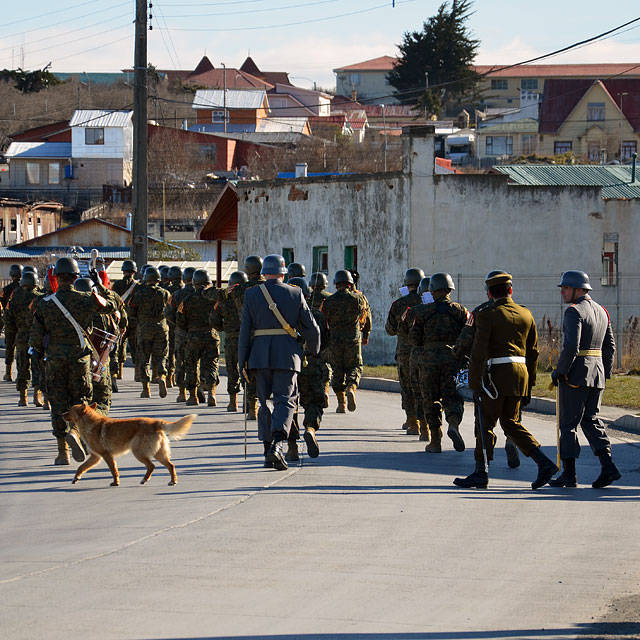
[1,371,640,640]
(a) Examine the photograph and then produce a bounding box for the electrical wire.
[2,0,104,29]
[31,35,132,70]
[162,0,340,19]
[153,1,183,70]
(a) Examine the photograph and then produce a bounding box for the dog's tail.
[163,414,197,441]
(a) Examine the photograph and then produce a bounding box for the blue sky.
[1,1,639,89]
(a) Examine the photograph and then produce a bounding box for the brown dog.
[62,403,196,487]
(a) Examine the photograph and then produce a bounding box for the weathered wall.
[237,172,410,363]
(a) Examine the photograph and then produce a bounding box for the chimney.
[295,163,308,178]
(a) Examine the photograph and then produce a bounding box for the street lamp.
[618,92,628,161]
[380,103,387,172]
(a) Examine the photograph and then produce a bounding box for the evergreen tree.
[387,0,479,114]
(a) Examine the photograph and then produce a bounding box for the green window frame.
[344,245,357,271]
[312,246,328,274]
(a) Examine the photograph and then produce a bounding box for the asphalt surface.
[1,370,640,640]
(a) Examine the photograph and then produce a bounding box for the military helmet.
[140,263,152,275]
[558,270,592,291]
[23,265,37,274]
[143,266,160,283]
[261,254,287,275]
[73,278,94,293]
[404,268,425,287]
[429,272,455,292]
[192,269,211,286]
[244,255,263,276]
[54,257,80,275]
[159,265,170,281]
[228,271,248,287]
[9,264,23,278]
[418,276,431,294]
[121,259,137,273]
[288,276,310,298]
[333,269,354,285]
[310,272,328,288]
[168,266,183,281]
[182,266,196,283]
[485,270,513,289]
[287,262,306,278]
[21,271,39,288]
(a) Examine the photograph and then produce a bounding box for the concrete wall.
[237,172,410,363]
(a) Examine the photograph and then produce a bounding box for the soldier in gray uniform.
[550,270,620,489]
[238,254,320,471]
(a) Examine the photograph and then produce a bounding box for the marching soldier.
[2,264,23,381]
[29,257,116,465]
[309,272,332,406]
[159,265,171,289]
[386,268,424,434]
[128,266,170,399]
[286,262,306,280]
[230,255,265,419]
[408,273,468,453]
[454,272,558,490]
[165,266,195,402]
[210,270,247,412]
[550,270,620,489]
[166,266,183,387]
[112,259,139,377]
[322,269,369,413]
[177,269,220,407]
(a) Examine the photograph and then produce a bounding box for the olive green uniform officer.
[165,266,184,387]
[454,272,559,490]
[2,264,23,381]
[309,271,332,407]
[111,259,139,377]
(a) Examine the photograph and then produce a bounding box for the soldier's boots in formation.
[111,376,119,393]
[186,387,199,406]
[267,436,288,471]
[453,460,489,489]
[42,393,50,411]
[158,376,168,399]
[549,457,577,488]
[118,363,124,379]
[140,382,151,398]
[197,386,206,404]
[4,363,13,382]
[207,384,217,407]
[505,439,521,468]
[285,439,299,462]
[425,427,442,453]
[248,399,258,420]
[446,415,465,452]
[166,374,174,389]
[65,429,86,463]
[530,446,559,490]
[55,438,70,465]
[406,415,419,436]
[226,394,238,412]
[592,448,621,489]
[419,422,430,442]
[18,389,28,406]
[176,386,186,403]
[336,391,346,413]
[346,384,357,412]
[323,383,330,409]
[263,441,274,468]
[33,388,44,407]
[304,426,320,458]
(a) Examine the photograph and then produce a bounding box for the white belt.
[487,356,526,365]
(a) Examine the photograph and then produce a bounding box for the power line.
[1,0,104,29]
[32,35,132,70]
[162,0,340,18]
[153,1,182,70]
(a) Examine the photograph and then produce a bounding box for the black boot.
[285,439,299,462]
[267,438,288,471]
[505,438,520,468]
[263,441,274,468]
[592,448,621,489]
[530,447,559,490]
[549,458,577,487]
[453,460,488,489]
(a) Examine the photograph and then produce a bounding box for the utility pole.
[380,104,387,172]
[132,0,148,266]
[222,62,227,133]
[618,92,628,161]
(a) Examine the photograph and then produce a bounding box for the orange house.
[192,89,270,133]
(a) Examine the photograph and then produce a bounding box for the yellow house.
[538,79,640,161]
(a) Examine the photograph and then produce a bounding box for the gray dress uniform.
[556,294,616,458]
[238,278,320,445]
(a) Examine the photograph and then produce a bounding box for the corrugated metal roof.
[5,142,72,158]
[493,165,640,199]
[0,247,131,259]
[257,117,308,133]
[69,110,133,128]
[192,89,266,110]
[477,118,539,133]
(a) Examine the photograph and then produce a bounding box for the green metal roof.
[493,164,640,199]
[477,119,539,134]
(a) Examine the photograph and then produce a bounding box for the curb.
[359,376,640,434]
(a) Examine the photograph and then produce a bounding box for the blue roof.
[5,142,72,159]
[0,247,131,260]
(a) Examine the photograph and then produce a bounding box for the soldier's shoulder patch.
[93,292,107,307]
[401,306,411,322]
[465,312,475,327]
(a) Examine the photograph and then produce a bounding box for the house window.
[48,162,60,185]
[200,145,217,162]
[212,110,228,123]
[349,74,360,86]
[587,102,605,121]
[26,162,40,185]
[344,245,358,271]
[312,245,328,274]
[602,233,618,286]
[521,134,537,154]
[282,248,295,266]
[270,98,288,109]
[520,79,538,91]
[485,136,513,156]
[554,141,572,154]
[11,219,17,231]
[622,141,637,160]
[588,143,603,162]
[490,79,508,90]
[85,127,105,145]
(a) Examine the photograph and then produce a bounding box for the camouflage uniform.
[322,289,368,393]
[2,280,20,373]
[112,275,139,371]
[129,283,169,383]
[386,291,422,420]
[177,287,220,391]
[166,281,183,382]
[165,283,194,391]
[210,288,241,398]
[29,284,116,438]
[408,292,468,438]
